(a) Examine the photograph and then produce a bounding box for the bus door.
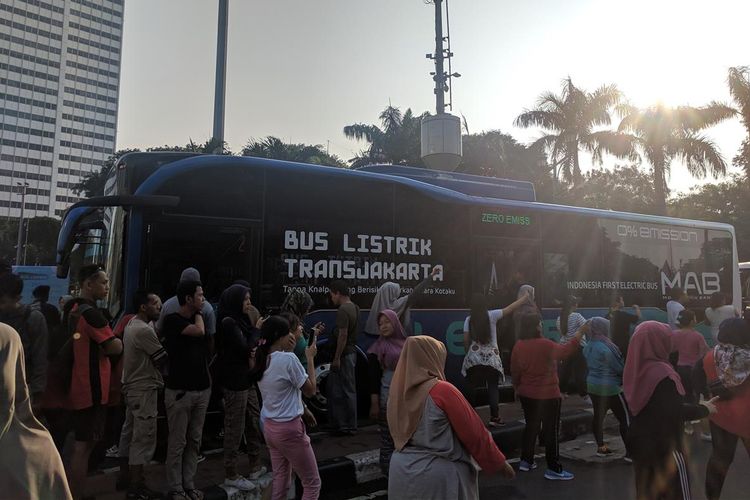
[472,237,541,303]
[142,216,262,304]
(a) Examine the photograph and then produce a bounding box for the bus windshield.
[66,205,126,319]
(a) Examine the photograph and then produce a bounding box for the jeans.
[590,393,630,448]
[264,417,321,500]
[165,388,211,492]
[520,396,562,472]
[466,365,500,419]
[327,351,357,431]
[706,421,750,499]
[223,386,262,476]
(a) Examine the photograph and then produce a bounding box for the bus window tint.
[705,230,734,304]
[541,214,603,307]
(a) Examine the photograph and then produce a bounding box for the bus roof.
[127,153,735,234]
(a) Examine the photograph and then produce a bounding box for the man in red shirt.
[65,264,123,500]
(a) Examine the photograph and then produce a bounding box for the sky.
[116,0,749,194]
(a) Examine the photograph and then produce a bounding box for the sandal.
[186,489,204,500]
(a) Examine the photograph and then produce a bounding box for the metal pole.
[433,0,445,114]
[14,183,27,265]
[212,0,229,152]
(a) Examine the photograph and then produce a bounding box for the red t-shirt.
[672,328,709,367]
[511,337,580,399]
[429,381,507,472]
[68,303,116,410]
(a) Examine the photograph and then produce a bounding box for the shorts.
[71,404,107,442]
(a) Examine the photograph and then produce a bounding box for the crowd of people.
[0,257,749,500]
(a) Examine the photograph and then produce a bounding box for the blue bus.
[56,153,741,396]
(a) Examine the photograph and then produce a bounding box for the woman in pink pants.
[252,315,321,499]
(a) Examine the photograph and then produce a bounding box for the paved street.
[335,431,750,500]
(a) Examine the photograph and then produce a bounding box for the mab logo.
[660,271,720,296]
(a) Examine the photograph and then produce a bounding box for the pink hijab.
[623,321,685,416]
[368,309,407,370]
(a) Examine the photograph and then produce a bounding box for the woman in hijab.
[0,322,72,499]
[694,318,750,500]
[624,321,718,500]
[387,336,514,499]
[368,309,407,475]
[582,317,630,458]
[364,267,439,336]
[280,289,324,369]
[216,284,266,491]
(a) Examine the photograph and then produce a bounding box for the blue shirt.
[583,339,624,396]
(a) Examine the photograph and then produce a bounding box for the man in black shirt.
[609,295,641,358]
[161,280,210,499]
[31,285,62,334]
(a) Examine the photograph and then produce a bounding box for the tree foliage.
[670,175,750,260]
[728,66,750,176]
[344,105,427,167]
[616,103,736,215]
[515,78,624,184]
[0,217,61,265]
[241,136,345,167]
[555,165,657,214]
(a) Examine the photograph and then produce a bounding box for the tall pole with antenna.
[421,0,462,171]
[212,0,229,153]
[432,0,445,114]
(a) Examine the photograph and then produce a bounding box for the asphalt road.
[329,431,750,500]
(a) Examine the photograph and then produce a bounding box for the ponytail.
[249,315,291,383]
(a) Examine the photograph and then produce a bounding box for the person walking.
[462,291,530,427]
[364,267,439,336]
[117,290,166,500]
[557,295,588,396]
[327,280,360,435]
[672,309,710,438]
[387,336,514,499]
[582,317,630,458]
[511,312,585,480]
[367,309,407,475]
[624,321,718,500]
[704,293,739,345]
[0,322,72,500]
[216,284,266,492]
[608,295,641,358]
[694,318,750,500]
[253,316,321,500]
[162,280,211,500]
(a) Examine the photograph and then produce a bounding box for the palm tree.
[241,136,345,167]
[515,78,624,184]
[617,103,736,215]
[343,105,427,167]
[728,66,750,177]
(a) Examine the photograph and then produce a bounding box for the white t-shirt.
[557,312,587,344]
[463,309,503,347]
[666,300,685,330]
[258,351,308,422]
[705,305,738,342]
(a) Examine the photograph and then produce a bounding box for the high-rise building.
[0,0,123,218]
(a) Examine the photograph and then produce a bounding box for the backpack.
[47,300,94,394]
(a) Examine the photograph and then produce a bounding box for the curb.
[202,408,594,499]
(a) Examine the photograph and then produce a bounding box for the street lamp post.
[14,182,28,266]
[212,0,229,153]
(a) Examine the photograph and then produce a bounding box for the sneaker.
[105,445,120,458]
[544,469,575,481]
[196,454,206,464]
[684,424,694,436]
[223,476,257,491]
[596,446,614,457]
[701,432,712,442]
[247,466,267,480]
[488,417,505,428]
[623,456,633,464]
[518,460,537,472]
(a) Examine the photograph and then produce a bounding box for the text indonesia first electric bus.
[56,152,742,386]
